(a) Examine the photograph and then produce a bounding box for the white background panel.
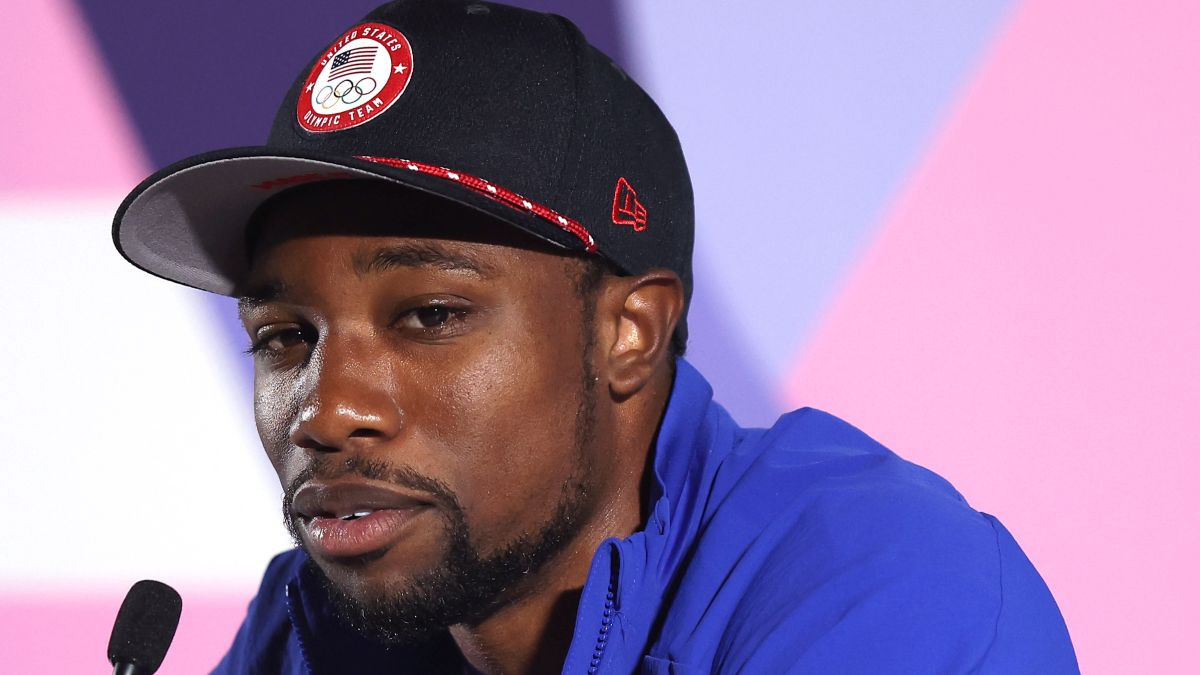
[0,198,292,593]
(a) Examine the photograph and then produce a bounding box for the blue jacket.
[216,359,1078,673]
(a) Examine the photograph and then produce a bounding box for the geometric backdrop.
[1,1,1194,672]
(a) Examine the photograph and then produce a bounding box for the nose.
[288,335,403,453]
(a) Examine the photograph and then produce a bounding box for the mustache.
[282,455,462,520]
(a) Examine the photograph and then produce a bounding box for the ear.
[600,269,685,399]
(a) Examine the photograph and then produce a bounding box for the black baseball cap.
[112,0,694,342]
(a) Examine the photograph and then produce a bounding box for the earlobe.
[604,270,685,399]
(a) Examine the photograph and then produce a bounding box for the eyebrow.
[238,280,289,312]
[353,242,497,279]
[237,242,497,311]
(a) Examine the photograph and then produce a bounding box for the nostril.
[348,428,386,439]
[294,436,339,453]
[292,429,340,451]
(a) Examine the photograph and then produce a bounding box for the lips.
[292,480,433,559]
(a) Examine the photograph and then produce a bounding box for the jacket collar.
[646,358,722,535]
[562,359,739,672]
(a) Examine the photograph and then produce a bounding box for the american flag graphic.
[328,46,378,79]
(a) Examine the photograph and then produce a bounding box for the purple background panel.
[623,1,1015,425]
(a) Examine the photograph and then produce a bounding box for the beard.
[280,360,600,647]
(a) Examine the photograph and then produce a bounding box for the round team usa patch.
[296,22,414,133]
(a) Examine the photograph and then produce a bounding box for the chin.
[312,543,443,599]
[310,547,474,646]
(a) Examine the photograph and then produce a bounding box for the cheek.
[423,315,587,539]
[253,371,303,475]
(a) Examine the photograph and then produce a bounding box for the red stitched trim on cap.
[356,155,598,252]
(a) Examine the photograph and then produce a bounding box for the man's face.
[238,182,613,641]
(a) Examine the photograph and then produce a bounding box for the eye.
[246,325,313,358]
[395,302,470,337]
[413,306,452,327]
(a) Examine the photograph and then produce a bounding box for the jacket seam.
[969,514,1006,673]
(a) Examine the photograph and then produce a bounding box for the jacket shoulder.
[654,408,1077,673]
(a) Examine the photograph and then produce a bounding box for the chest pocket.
[640,655,704,674]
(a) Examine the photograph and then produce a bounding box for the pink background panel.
[0,0,145,193]
[785,1,1200,673]
[1,592,249,675]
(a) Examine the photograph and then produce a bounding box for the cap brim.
[113,147,591,296]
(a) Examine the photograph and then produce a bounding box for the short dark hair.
[570,256,686,359]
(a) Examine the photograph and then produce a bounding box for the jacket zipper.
[587,578,617,674]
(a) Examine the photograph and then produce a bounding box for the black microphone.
[107,580,183,675]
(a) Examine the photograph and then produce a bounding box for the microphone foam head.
[107,579,183,673]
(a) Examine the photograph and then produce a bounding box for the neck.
[448,437,653,674]
[449,585,583,674]
[447,522,621,675]
[451,369,674,674]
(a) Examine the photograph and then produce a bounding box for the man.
[112,1,1078,672]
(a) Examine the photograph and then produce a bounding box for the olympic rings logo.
[315,76,378,108]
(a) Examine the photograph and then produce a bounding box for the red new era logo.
[611,177,648,231]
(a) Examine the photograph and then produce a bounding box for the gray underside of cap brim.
[116,156,404,295]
